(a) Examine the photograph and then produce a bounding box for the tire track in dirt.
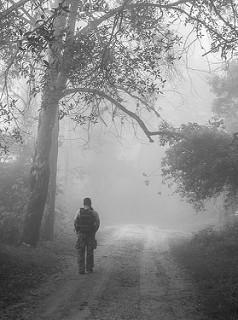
[17,225,205,320]
[65,228,143,320]
[87,227,144,320]
[140,227,205,320]
[25,227,121,320]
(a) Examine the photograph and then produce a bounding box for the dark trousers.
[77,233,95,272]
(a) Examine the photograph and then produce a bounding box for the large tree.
[16,0,184,246]
[2,0,238,245]
[41,116,59,240]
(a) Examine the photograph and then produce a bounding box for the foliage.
[0,240,65,312]
[210,59,238,133]
[171,224,238,320]
[1,0,238,146]
[0,1,52,152]
[161,123,238,210]
[1,1,238,144]
[66,8,180,95]
[1,1,184,141]
[174,0,238,58]
[0,147,31,244]
[0,95,26,153]
[2,0,238,246]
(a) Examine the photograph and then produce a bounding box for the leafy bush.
[0,241,62,312]
[0,154,30,244]
[162,123,238,210]
[171,224,238,320]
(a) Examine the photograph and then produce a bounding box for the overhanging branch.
[8,0,36,24]
[116,86,161,118]
[171,5,235,46]
[78,0,190,35]
[63,87,170,142]
[0,0,31,20]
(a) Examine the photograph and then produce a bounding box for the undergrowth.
[170,224,238,320]
[0,238,75,312]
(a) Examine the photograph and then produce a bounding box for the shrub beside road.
[170,224,238,320]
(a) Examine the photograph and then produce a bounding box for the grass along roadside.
[0,236,76,314]
[170,224,238,320]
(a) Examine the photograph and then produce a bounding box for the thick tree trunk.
[21,90,61,246]
[21,0,79,246]
[41,116,59,241]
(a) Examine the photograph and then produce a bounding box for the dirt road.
[21,225,204,320]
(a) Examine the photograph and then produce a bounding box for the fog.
[33,33,222,235]
[56,42,220,233]
[0,24,221,236]
[57,128,219,233]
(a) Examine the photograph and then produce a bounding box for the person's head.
[83,197,92,209]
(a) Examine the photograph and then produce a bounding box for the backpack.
[74,208,95,233]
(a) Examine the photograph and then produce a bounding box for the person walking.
[74,198,100,274]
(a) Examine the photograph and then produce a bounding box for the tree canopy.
[0,0,184,145]
[210,59,238,133]
[2,0,238,245]
[1,0,238,145]
[161,123,238,210]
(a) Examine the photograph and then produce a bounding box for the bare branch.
[172,6,229,44]
[209,0,238,36]
[0,0,31,20]
[229,0,237,27]
[78,0,190,35]
[116,86,161,118]
[63,87,171,142]
[8,0,36,25]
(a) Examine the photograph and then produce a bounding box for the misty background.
[55,39,219,233]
